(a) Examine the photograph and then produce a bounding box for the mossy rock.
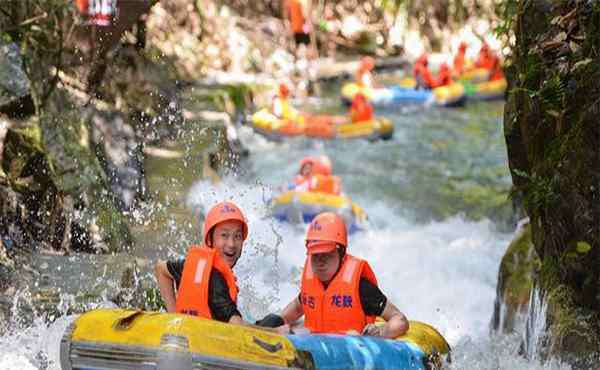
[492,222,540,333]
[544,284,600,364]
[38,102,132,252]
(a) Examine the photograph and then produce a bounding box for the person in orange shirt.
[264,213,409,338]
[474,43,495,70]
[413,54,436,90]
[488,55,505,81]
[435,63,453,87]
[355,56,376,88]
[155,201,250,324]
[291,155,332,191]
[350,93,374,123]
[453,42,467,77]
[475,43,503,81]
[283,0,311,47]
[272,83,298,120]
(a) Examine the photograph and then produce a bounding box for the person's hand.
[361,323,384,337]
[275,324,291,335]
[345,329,360,336]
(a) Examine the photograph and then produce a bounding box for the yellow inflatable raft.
[251,109,394,141]
[270,190,367,233]
[60,308,451,370]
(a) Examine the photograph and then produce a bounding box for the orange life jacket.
[286,0,306,34]
[175,245,238,319]
[300,254,378,334]
[309,174,341,195]
[413,63,436,89]
[350,96,374,123]
[453,50,466,76]
[435,67,452,87]
[489,57,504,81]
[475,51,496,70]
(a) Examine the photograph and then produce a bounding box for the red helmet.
[439,63,450,72]
[279,83,290,98]
[458,42,467,51]
[360,56,375,71]
[203,201,248,246]
[305,212,347,254]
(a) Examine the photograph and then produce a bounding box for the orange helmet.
[203,201,248,246]
[359,56,375,71]
[305,212,347,253]
[279,83,290,98]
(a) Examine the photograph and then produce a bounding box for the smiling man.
[155,201,248,324]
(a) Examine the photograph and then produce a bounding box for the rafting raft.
[251,109,394,141]
[60,308,451,370]
[341,82,466,107]
[270,189,367,234]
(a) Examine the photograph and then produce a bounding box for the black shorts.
[294,32,310,46]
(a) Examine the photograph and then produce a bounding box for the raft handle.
[252,336,283,353]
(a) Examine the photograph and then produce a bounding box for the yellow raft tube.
[60,308,451,370]
[270,190,367,233]
[251,109,394,141]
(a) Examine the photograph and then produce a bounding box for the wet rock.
[0,43,32,116]
[90,110,145,211]
[507,0,600,363]
[0,118,9,170]
[491,220,539,334]
[39,104,132,253]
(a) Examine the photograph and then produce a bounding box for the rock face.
[504,0,600,365]
[491,220,539,334]
[0,43,34,117]
[90,110,145,211]
[0,43,30,108]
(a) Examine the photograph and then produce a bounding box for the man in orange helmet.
[264,213,409,338]
[474,43,503,81]
[453,42,468,77]
[291,155,333,192]
[355,56,376,88]
[435,63,453,88]
[272,83,298,120]
[155,201,249,324]
[474,43,495,70]
[350,93,374,123]
[413,54,436,90]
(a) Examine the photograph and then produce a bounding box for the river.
[0,91,571,369]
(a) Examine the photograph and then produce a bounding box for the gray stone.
[0,43,30,108]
